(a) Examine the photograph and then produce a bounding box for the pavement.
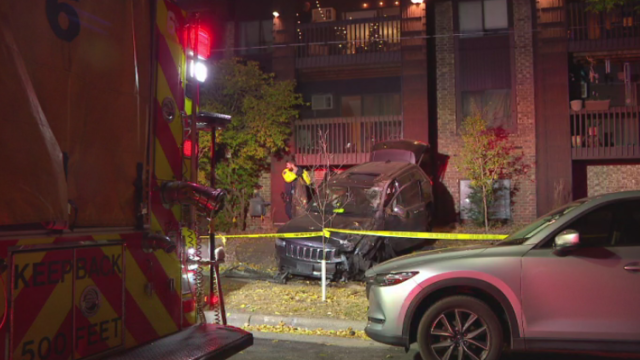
[232,332,640,360]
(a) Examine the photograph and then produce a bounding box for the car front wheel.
[417,296,503,360]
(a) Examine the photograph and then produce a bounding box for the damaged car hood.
[277,213,377,249]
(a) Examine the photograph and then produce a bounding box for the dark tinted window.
[567,205,614,247]
[613,200,640,246]
[557,200,640,247]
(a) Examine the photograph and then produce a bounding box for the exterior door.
[521,200,640,341]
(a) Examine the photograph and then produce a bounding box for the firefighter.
[281,160,311,220]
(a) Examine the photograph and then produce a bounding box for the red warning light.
[189,26,211,59]
[183,139,198,158]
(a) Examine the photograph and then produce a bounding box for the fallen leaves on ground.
[242,322,370,340]
[222,279,368,321]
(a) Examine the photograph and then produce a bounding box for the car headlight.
[275,238,286,247]
[373,272,418,287]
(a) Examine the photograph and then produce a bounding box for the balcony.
[571,106,640,159]
[295,16,402,69]
[294,115,403,165]
[568,2,640,52]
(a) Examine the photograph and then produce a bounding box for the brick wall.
[587,165,640,196]
[435,0,537,224]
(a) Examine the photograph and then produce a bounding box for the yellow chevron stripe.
[124,248,178,336]
[154,138,176,181]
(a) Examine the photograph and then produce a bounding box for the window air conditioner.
[311,94,333,110]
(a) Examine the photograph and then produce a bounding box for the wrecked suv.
[275,140,435,281]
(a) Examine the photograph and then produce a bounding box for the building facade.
[214,0,640,226]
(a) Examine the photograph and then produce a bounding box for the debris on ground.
[222,278,368,321]
[242,322,369,340]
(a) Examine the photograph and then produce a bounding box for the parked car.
[275,140,436,281]
[364,191,640,360]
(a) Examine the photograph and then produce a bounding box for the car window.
[613,200,640,246]
[549,200,640,248]
[383,181,399,208]
[398,181,421,208]
[567,204,615,247]
[397,173,412,188]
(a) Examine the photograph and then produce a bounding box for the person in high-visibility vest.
[281,160,311,220]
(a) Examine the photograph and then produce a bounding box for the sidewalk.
[206,311,366,333]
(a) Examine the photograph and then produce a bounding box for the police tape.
[208,229,508,246]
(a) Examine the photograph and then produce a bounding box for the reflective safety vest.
[282,168,312,185]
[282,169,297,183]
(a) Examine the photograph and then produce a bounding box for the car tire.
[417,296,503,360]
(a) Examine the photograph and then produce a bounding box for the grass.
[222,278,369,322]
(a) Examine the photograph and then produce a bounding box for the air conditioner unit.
[312,8,336,22]
[311,94,333,110]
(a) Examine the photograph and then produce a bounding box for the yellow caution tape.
[207,229,508,243]
[324,228,508,240]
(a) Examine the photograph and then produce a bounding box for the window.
[461,89,512,128]
[612,201,640,246]
[459,0,508,34]
[237,20,273,55]
[457,33,513,128]
[341,96,362,117]
[554,200,640,248]
[340,94,401,117]
[398,181,422,208]
[565,204,615,247]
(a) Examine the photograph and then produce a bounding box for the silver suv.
[365,191,640,360]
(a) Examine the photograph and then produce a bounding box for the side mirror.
[554,229,580,255]
[392,205,408,219]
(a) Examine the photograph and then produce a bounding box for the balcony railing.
[294,115,403,165]
[568,2,640,51]
[295,16,402,68]
[571,106,640,159]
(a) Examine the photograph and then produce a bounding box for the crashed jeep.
[275,140,436,281]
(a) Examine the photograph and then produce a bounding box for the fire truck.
[0,0,252,359]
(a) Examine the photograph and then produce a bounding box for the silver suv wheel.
[417,296,503,360]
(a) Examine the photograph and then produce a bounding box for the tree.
[456,115,528,232]
[586,0,640,12]
[199,58,304,231]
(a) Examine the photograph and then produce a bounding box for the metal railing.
[294,115,403,165]
[571,106,640,159]
[567,2,640,51]
[295,16,402,68]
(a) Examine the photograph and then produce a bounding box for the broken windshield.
[309,185,382,216]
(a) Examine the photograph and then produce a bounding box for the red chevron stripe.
[120,234,181,330]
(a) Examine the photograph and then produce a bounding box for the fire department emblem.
[80,286,102,318]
